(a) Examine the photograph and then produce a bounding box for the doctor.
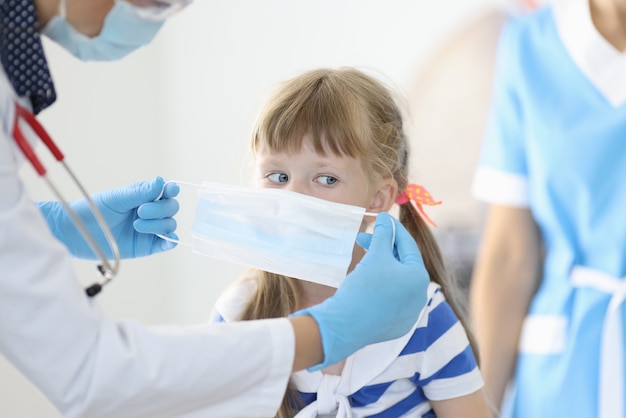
[0,1,430,417]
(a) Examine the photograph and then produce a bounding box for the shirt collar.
[292,283,439,395]
[554,0,626,107]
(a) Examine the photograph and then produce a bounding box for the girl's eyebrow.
[312,164,342,171]
[254,157,283,167]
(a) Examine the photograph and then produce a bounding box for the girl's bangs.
[253,75,368,158]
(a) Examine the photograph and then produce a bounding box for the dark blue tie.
[0,0,56,114]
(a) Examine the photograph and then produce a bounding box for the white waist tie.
[570,266,626,418]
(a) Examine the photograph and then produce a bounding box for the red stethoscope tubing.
[11,102,120,296]
[12,102,64,175]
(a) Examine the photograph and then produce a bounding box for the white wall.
[0,1,509,416]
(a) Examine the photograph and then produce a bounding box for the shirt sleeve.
[412,289,484,401]
[212,272,259,322]
[472,17,530,207]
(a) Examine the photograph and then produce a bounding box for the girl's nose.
[286,179,308,195]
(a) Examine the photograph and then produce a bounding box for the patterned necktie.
[0,0,56,114]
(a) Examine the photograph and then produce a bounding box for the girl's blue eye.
[318,175,338,186]
[268,172,289,183]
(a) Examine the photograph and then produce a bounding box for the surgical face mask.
[170,181,377,288]
[41,0,188,61]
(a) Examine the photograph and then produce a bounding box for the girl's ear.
[367,177,398,213]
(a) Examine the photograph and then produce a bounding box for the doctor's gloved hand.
[293,212,429,370]
[39,177,180,259]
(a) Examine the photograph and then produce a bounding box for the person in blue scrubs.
[469,0,626,417]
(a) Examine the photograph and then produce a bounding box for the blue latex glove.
[39,177,180,259]
[293,212,429,370]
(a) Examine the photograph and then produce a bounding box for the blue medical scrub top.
[473,2,626,417]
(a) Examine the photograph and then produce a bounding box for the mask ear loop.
[154,180,197,248]
[157,233,190,247]
[155,179,198,200]
[363,211,395,250]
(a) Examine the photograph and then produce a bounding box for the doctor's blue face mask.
[42,0,191,61]
[162,181,378,288]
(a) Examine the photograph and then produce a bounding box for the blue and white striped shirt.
[214,280,483,417]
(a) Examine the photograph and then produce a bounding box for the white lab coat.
[0,66,293,418]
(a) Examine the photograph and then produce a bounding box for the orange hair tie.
[395,184,442,227]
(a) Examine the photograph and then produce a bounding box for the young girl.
[213,68,490,418]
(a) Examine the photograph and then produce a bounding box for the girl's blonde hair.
[240,67,478,418]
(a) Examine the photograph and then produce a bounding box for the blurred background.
[1,0,538,415]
